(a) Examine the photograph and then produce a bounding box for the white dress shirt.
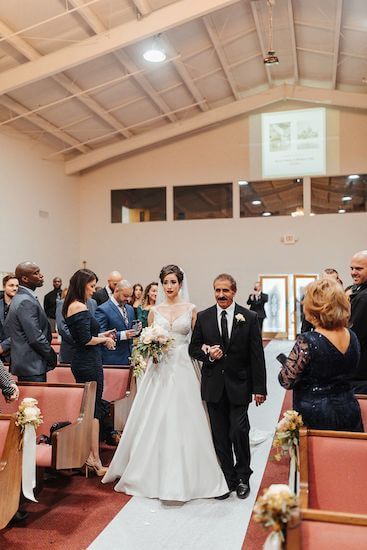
[111,296,128,340]
[216,301,235,338]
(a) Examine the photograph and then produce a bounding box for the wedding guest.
[300,267,342,333]
[136,282,158,328]
[131,284,143,314]
[93,271,122,306]
[349,250,367,393]
[43,277,62,332]
[0,274,19,362]
[279,278,363,431]
[63,269,116,476]
[246,281,268,333]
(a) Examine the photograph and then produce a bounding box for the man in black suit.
[0,274,19,362]
[43,277,62,332]
[247,281,268,333]
[349,250,367,394]
[93,271,122,306]
[189,273,267,499]
[4,262,57,382]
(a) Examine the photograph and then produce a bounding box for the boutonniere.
[235,313,246,324]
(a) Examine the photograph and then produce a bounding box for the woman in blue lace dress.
[279,278,363,431]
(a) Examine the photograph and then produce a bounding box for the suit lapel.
[209,305,223,346]
[109,301,127,329]
[227,303,240,348]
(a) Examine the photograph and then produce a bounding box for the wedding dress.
[102,304,229,501]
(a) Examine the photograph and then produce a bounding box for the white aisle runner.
[90,340,293,550]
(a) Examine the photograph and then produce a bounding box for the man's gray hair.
[115,279,132,290]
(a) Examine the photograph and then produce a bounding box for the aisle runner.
[90,340,293,550]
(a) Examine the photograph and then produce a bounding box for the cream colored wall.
[78,103,367,310]
[0,132,80,298]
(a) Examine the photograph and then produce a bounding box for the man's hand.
[6,384,19,402]
[125,329,136,339]
[253,394,266,407]
[209,345,223,361]
[0,345,3,355]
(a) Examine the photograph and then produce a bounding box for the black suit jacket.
[350,282,367,379]
[189,304,266,405]
[0,299,11,360]
[93,288,109,306]
[246,292,268,320]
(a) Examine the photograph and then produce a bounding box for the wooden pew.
[299,427,367,514]
[356,394,367,431]
[1,382,96,470]
[286,508,367,550]
[48,364,134,430]
[0,414,22,530]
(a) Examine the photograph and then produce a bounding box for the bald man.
[4,262,57,382]
[93,271,122,306]
[349,250,367,393]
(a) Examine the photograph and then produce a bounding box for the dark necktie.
[121,306,129,326]
[221,310,229,348]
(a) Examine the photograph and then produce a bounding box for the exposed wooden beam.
[250,1,273,86]
[203,16,240,100]
[0,18,132,139]
[0,0,240,96]
[331,0,343,88]
[65,84,367,174]
[287,0,299,84]
[297,47,333,57]
[0,95,89,153]
[69,0,177,123]
[131,0,152,16]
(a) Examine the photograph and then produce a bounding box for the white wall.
[78,102,367,310]
[0,131,80,298]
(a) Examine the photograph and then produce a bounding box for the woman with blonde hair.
[136,282,158,328]
[279,278,363,431]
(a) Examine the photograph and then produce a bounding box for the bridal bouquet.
[15,397,43,434]
[132,325,174,369]
[273,410,303,463]
[253,484,298,547]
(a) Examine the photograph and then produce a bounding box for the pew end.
[0,414,22,530]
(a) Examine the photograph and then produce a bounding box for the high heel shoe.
[85,460,108,478]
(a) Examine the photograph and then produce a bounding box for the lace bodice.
[153,304,194,344]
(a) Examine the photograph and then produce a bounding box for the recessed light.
[338,209,346,214]
[252,200,262,205]
[143,48,166,63]
[342,196,352,202]
[348,174,360,180]
[262,212,272,217]
[310,212,316,216]
[238,180,249,186]
[296,178,301,183]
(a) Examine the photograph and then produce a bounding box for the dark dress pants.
[207,388,252,489]
[18,373,47,382]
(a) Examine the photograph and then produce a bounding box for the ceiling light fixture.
[238,180,249,186]
[262,211,272,216]
[338,209,346,214]
[291,207,304,217]
[143,35,166,63]
[348,174,360,180]
[252,199,262,205]
[264,1,279,66]
[342,196,352,202]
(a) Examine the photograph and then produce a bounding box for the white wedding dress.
[102,304,228,501]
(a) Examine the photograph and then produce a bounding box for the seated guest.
[93,271,122,306]
[136,282,158,328]
[95,281,136,365]
[279,278,363,431]
[131,283,143,314]
[0,274,19,362]
[56,293,97,364]
[63,269,116,476]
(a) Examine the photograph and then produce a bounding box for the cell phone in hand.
[276,353,287,366]
[132,320,141,335]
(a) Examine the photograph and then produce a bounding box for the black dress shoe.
[236,479,250,499]
[215,492,231,500]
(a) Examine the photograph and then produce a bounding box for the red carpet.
[0,446,130,550]
[242,391,292,549]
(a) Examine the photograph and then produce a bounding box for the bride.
[102,264,229,501]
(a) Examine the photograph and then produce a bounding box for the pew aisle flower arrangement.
[131,325,174,377]
[273,410,303,463]
[253,484,298,549]
[15,397,43,502]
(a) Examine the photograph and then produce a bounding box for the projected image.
[269,122,291,152]
[262,108,326,178]
[297,121,319,150]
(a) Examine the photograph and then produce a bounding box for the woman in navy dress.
[279,278,363,432]
[63,269,116,475]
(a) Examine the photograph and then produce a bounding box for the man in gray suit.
[0,273,19,362]
[4,262,57,382]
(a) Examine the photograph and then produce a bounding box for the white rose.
[235,313,245,323]
[22,398,38,407]
[266,484,291,496]
[23,406,40,422]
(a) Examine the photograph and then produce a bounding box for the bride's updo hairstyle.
[159,264,184,284]
[303,278,350,330]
